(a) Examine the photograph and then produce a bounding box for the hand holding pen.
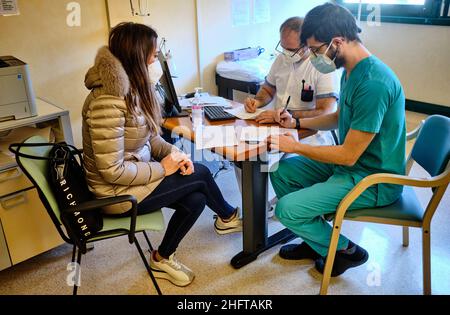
[281,96,291,114]
[275,96,294,128]
[244,87,260,113]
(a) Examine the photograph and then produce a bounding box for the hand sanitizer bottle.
[192,87,204,130]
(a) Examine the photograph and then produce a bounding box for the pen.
[281,96,291,114]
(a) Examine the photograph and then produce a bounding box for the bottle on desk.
[191,87,204,130]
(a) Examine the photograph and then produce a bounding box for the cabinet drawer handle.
[1,192,28,210]
[0,167,22,184]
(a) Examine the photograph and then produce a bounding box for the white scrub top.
[265,54,340,111]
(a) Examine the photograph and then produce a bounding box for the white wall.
[106,0,200,94]
[360,22,450,107]
[196,0,327,95]
[196,0,450,108]
[1,1,448,149]
[0,0,109,147]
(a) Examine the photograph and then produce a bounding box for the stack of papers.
[224,105,264,120]
[195,126,238,150]
[239,126,299,143]
[194,125,299,150]
[180,95,232,109]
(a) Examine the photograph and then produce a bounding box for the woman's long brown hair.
[109,22,161,133]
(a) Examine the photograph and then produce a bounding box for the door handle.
[0,192,28,210]
[0,167,22,184]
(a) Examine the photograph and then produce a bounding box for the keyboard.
[204,106,236,121]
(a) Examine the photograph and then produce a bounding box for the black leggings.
[119,163,235,258]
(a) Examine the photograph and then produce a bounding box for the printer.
[0,56,37,122]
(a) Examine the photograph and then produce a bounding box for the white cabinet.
[0,98,73,271]
[0,220,11,271]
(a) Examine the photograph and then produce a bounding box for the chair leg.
[143,231,154,252]
[402,227,410,247]
[331,130,339,145]
[86,243,95,252]
[71,245,77,263]
[73,248,82,296]
[319,225,341,295]
[422,227,432,295]
[134,237,162,295]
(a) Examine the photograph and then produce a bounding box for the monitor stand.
[163,106,190,118]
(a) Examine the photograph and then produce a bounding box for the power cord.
[213,160,233,179]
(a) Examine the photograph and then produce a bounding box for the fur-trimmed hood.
[85,46,130,97]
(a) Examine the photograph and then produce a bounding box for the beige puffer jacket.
[82,46,174,215]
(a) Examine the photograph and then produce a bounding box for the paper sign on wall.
[0,0,19,16]
[232,0,250,27]
[253,0,271,24]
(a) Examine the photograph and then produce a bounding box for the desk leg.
[230,160,296,269]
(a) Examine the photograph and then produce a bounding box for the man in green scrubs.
[268,3,406,276]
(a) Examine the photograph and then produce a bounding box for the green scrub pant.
[270,156,378,257]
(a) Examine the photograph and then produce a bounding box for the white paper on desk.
[240,126,299,142]
[181,97,232,109]
[190,96,231,107]
[180,98,193,109]
[195,126,238,150]
[224,105,264,120]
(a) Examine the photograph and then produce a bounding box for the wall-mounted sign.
[0,0,20,16]
[232,0,251,27]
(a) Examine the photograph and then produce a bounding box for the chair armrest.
[407,120,424,141]
[63,195,137,213]
[63,195,138,244]
[354,171,449,190]
[333,170,449,223]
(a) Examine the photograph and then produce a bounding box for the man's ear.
[333,37,346,48]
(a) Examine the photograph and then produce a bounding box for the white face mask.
[148,61,163,85]
[282,47,308,64]
[282,50,302,64]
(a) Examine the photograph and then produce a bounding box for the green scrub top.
[336,55,406,207]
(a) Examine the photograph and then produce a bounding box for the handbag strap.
[9,142,82,163]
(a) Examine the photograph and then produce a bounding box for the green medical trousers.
[270,156,378,257]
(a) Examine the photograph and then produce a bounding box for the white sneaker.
[268,197,278,220]
[150,252,195,287]
[214,208,243,235]
[268,206,275,219]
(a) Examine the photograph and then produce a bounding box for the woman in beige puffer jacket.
[82,23,241,287]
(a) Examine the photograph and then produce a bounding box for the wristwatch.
[295,118,301,130]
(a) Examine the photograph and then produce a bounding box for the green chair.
[9,136,165,295]
[322,115,450,295]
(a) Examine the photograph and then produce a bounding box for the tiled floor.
[0,111,448,295]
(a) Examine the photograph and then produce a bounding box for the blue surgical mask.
[310,41,337,74]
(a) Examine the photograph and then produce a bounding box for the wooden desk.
[164,103,316,269]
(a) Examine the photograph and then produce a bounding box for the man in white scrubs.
[237,17,340,217]
[245,16,340,145]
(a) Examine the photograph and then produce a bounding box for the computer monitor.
[157,51,189,118]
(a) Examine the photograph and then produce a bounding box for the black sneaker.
[279,242,321,261]
[315,243,369,277]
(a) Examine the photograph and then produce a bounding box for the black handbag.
[47,143,103,240]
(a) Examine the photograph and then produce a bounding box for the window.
[337,0,450,25]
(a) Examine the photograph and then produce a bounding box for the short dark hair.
[280,16,304,34]
[300,3,362,45]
